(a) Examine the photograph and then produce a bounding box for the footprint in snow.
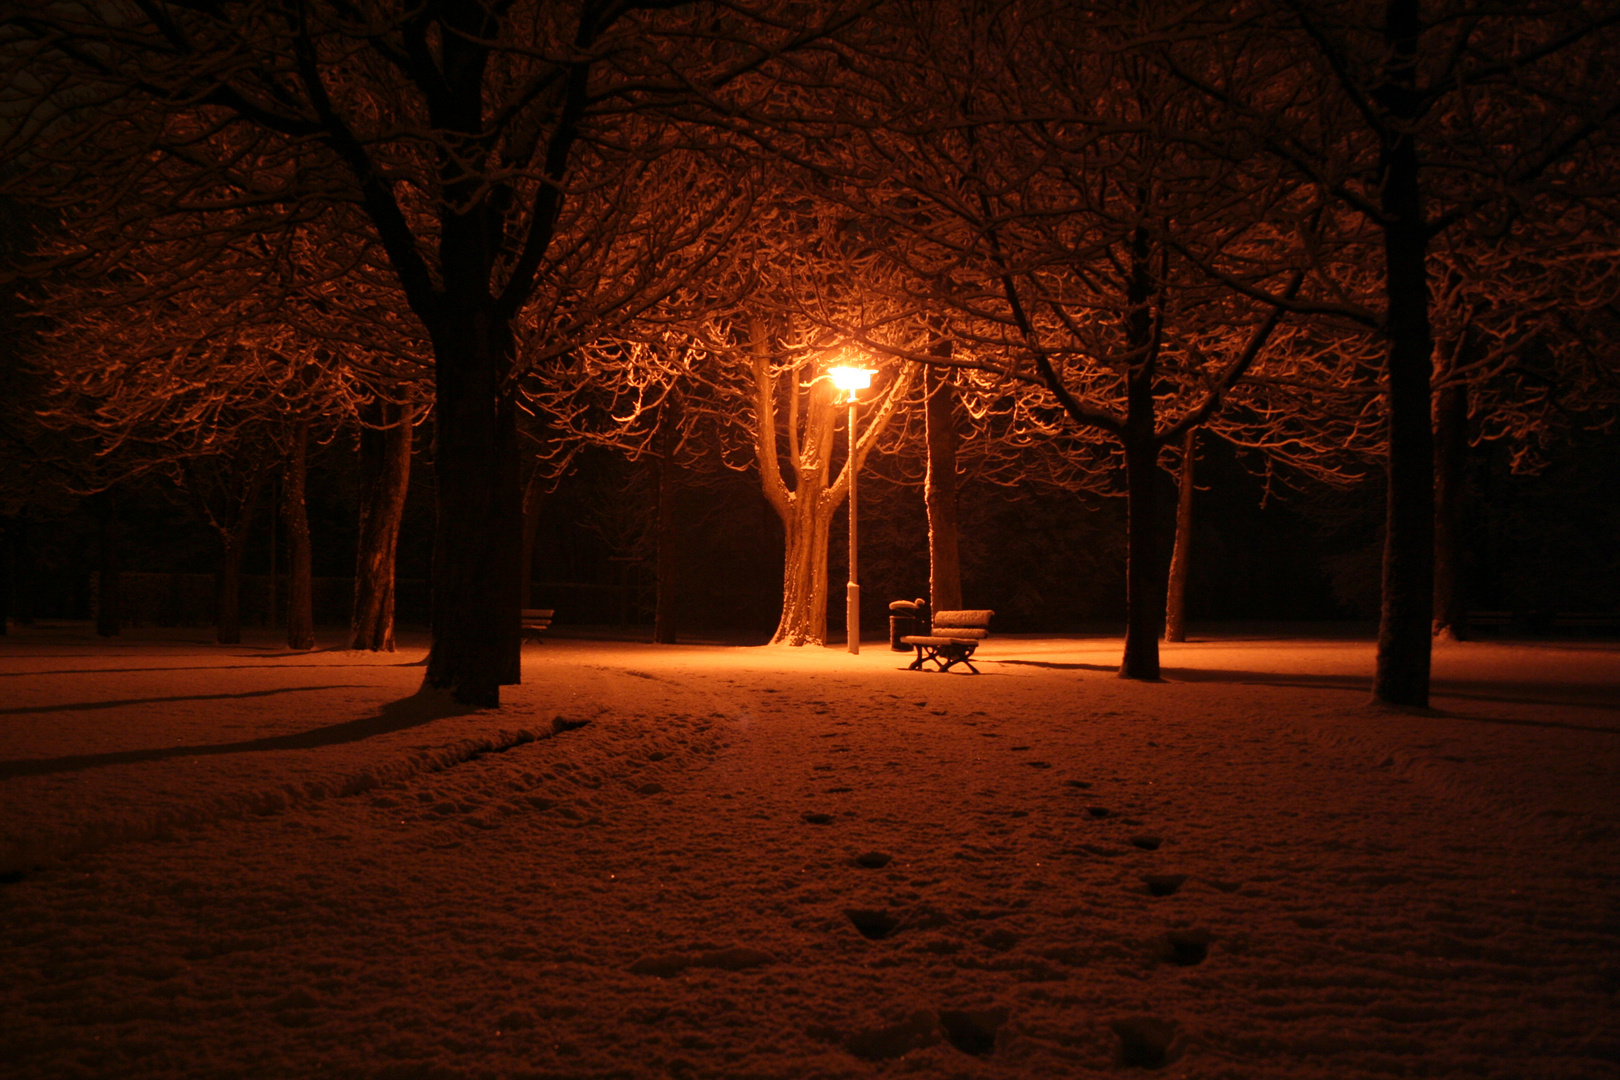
[1112,1016,1180,1067]
[802,812,835,825]
[853,851,891,869]
[1143,873,1188,897]
[844,908,900,940]
[1162,928,1211,966]
[1130,835,1162,850]
[938,1007,1008,1057]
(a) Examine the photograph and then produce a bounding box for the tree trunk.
[283,422,316,651]
[1164,427,1196,643]
[653,400,681,645]
[352,401,413,652]
[94,490,120,637]
[1373,0,1435,707]
[924,362,963,613]
[1119,427,1165,679]
[424,321,522,705]
[1432,380,1469,642]
[1118,222,1164,680]
[771,492,835,646]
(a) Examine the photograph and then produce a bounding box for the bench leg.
[908,644,928,671]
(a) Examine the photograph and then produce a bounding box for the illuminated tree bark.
[351,402,413,652]
[750,324,916,647]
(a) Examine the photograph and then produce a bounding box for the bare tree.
[1,0,846,703]
[1166,0,1620,703]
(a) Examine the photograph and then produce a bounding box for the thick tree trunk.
[1373,0,1435,707]
[352,401,413,652]
[1432,381,1469,642]
[771,494,835,646]
[425,322,522,705]
[924,363,963,613]
[1119,427,1165,679]
[1118,222,1164,680]
[94,490,120,637]
[283,423,316,651]
[653,401,681,645]
[1164,428,1196,643]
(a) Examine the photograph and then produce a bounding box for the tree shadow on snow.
[0,688,479,779]
[0,663,419,679]
[995,660,1620,719]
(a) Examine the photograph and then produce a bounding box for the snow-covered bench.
[901,609,993,674]
[520,608,554,642]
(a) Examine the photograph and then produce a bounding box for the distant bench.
[521,608,555,642]
[901,609,994,674]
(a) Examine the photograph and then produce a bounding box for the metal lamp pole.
[846,388,859,654]
[829,365,874,655]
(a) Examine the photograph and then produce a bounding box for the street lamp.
[829,364,875,654]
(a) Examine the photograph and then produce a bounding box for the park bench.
[901,609,994,674]
[520,608,555,642]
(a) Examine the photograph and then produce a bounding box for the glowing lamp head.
[829,365,875,396]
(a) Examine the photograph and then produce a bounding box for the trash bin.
[888,598,929,651]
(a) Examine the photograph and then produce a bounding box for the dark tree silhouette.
[0,1,835,702]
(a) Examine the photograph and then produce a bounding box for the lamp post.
[829,365,874,654]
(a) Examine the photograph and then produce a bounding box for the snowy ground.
[2,623,1617,1079]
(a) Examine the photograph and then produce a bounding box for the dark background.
[3,417,1616,641]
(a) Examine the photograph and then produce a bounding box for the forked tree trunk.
[924,363,963,613]
[425,321,522,705]
[283,423,316,651]
[352,401,413,652]
[1373,0,1435,707]
[773,492,835,646]
[653,401,681,645]
[1432,380,1469,641]
[1164,428,1196,643]
[94,489,120,637]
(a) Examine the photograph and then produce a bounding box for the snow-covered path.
[2,627,1617,1078]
